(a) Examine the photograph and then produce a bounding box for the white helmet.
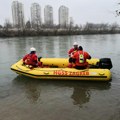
[73,42,78,46]
[30,47,36,52]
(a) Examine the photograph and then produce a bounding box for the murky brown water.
[0,35,120,120]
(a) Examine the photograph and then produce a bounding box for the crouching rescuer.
[23,47,42,68]
[69,46,91,69]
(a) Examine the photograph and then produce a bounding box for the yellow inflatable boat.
[11,58,112,81]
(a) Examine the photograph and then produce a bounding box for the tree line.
[0,20,120,37]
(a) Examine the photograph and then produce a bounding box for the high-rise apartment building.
[59,5,69,28]
[12,1,25,28]
[70,17,74,28]
[44,5,53,27]
[31,3,41,29]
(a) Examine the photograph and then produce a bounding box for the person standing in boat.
[71,46,91,69]
[23,47,42,68]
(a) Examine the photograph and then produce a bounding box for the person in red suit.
[68,42,79,57]
[23,47,42,68]
[68,42,79,68]
[72,46,91,69]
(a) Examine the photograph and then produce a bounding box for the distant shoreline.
[0,29,120,37]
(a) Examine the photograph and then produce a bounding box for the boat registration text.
[53,70,89,76]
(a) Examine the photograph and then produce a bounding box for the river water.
[0,34,120,120]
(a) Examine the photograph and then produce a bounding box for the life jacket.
[79,51,85,63]
[72,50,90,68]
[76,51,88,67]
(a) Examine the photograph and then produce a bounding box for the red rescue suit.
[72,50,91,69]
[23,53,42,67]
[68,48,78,57]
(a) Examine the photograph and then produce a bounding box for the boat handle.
[44,72,49,75]
[99,73,105,76]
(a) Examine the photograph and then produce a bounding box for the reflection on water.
[71,82,111,107]
[12,76,41,104]
[25,81,41,104]
[71,86,90,107]
[12,76,111,107]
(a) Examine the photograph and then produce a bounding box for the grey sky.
[0,0,119,25]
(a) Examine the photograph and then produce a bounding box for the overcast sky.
[0,0,120,25]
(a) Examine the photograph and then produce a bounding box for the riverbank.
[0,29,120,37]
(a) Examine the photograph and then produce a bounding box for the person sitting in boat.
[71,46,91,69]
[68,42,79,57]
[68,42,79,68]
[23,47,42,68]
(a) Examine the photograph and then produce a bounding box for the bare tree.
[110,22,119,32]
[25,21,31,29]
[4,19,12,31]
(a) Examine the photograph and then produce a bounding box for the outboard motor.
[98,58,113,69]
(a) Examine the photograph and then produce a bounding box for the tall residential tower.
[44,5,53,27]
[31,3,41,29]
[12,1,25,28]
[59,5,69,28]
